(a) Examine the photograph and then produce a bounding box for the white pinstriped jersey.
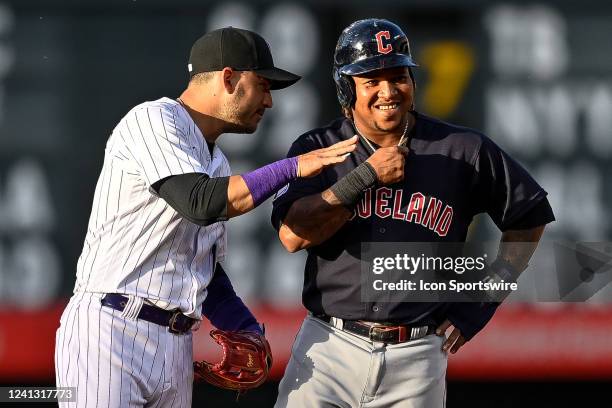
[74,97,230,319]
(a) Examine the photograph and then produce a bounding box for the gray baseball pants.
[275,314,447,408]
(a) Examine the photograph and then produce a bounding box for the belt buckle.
[168,310,184,334]
[368,325,391,342]
[368,325,407,343]
[367,325,376,341]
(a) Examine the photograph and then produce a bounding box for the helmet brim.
[339,54,418,76]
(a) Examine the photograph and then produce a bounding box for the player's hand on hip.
[296,135,358,178]
[436,319,467,354]
[366,146,408,185]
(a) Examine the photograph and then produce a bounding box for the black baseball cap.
[188,27,301,90]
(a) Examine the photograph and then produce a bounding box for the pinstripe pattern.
[56,98,227,406]
[74,97,229,318]
[55,293,194,407]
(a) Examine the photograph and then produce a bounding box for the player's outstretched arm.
[228,136,358,218]
[278,145,408,252]
[154,138,356,226]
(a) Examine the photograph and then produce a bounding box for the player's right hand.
[366,146,409,185]
[436,319,467,354]
[296,135,358,178]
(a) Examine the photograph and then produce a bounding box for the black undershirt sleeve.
[152,173,229,226]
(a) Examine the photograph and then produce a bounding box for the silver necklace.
[353,116,411,155]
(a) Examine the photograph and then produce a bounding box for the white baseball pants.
[55,292,194,408]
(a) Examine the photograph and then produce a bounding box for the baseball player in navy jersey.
[54,27,357,407]
[271,19,555,407]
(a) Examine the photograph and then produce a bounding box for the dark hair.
[189,72,216,85]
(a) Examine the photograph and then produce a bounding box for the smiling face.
[221,71,273,134]
[350,66,414,138]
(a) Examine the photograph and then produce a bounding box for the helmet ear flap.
[333,68,355,112]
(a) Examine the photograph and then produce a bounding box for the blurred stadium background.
[0,0,611,406]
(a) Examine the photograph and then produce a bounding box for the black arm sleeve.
[152,173,229,226]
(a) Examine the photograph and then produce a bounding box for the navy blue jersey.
[271,112,553,330]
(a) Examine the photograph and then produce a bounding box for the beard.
[372,103,413,134]
[373,118,403,133]
[223,120,256,134]
[220,85,258,134]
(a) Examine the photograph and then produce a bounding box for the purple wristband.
[241,157,298,207]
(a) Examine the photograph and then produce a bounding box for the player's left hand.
[436,319,466,354]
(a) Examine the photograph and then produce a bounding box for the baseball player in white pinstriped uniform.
[54,27,357,407]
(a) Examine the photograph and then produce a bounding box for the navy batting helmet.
[333,19,418,110]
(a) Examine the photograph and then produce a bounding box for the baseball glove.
[193,329,272,392]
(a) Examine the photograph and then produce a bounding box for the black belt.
[316,314,435,344]
[101,294,196,334]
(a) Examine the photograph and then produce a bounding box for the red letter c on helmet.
[375,31,392,54]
